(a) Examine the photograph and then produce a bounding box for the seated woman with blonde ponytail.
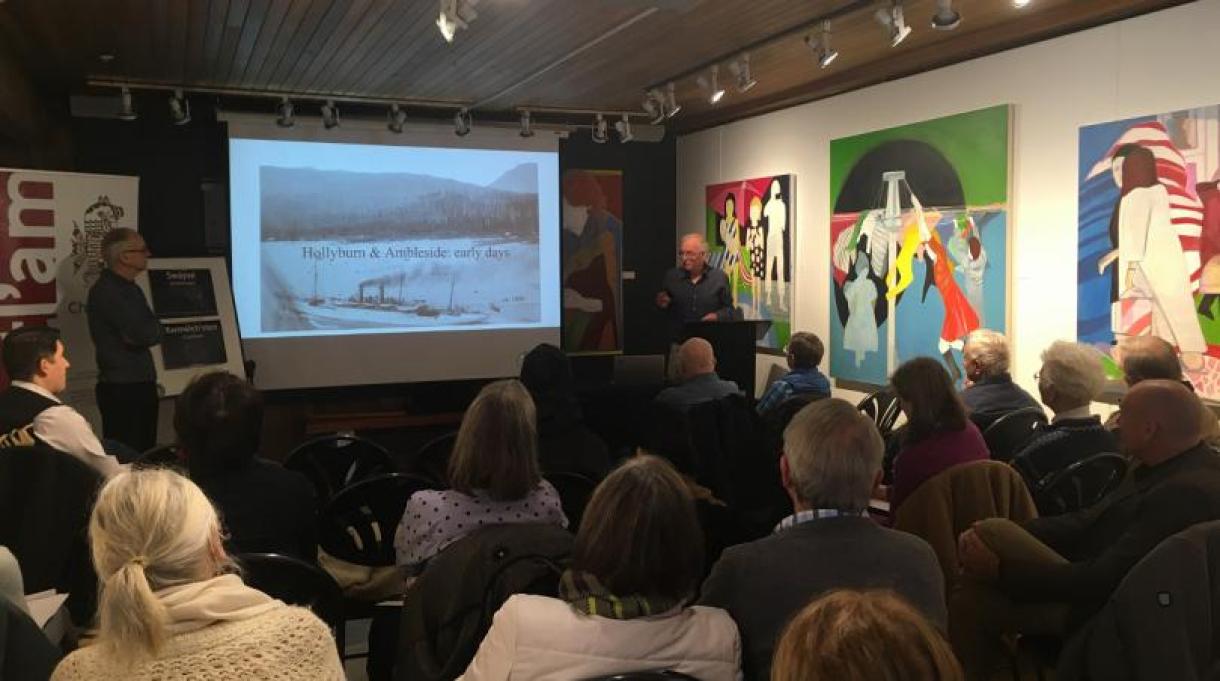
[51,468,344,681]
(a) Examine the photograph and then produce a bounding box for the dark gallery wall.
[560,133,677,357]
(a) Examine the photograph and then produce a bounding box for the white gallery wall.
[676,0,1220,403]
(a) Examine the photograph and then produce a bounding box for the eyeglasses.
[123,247,151,255]
[678,250,703,257]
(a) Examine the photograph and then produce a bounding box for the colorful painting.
[829,105,1011,386]
[1078,106,1220,399]
[705,175,794,351]
[562,169,623,354]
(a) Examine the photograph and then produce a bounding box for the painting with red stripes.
[1078,106,1220,399]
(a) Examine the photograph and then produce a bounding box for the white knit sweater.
[50,604,345,681]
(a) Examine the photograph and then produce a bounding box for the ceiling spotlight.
[697,64,726,105]
[117,87,137,121]
[931,0,961,30]
[875,1,912,47]
[454,108,472,136]
[387,103,407,133]
[642,90,664,125]
[437,0,479,43]
[728,53,757,93]
[1013,0,1031,6]
[168,89,191,125]
[665,82,681,118]
[320,100,340,129]
[591,114,609,144]
[805,21,839,69]
[615,115,634,143]
[275,97,295,128]
[519,110,534,138]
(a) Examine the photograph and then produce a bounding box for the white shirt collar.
[1052,405,1092,424]
[10,380,62,404]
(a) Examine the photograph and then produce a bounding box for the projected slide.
[230,138,559,338]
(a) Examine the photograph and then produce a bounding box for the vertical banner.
[0,169,139,413]
[561,169,623,354]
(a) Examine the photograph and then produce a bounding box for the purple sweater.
[891,421,989,511]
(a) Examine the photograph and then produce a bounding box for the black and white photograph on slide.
[148,268,218,318]
[160,320,228,370]
[258,162,541,333]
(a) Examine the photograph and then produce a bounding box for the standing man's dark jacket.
[659,266,734,340]
[87,268,162,384]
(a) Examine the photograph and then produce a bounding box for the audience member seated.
[1012,341,1116,501]
[175,371,317,561]
[1,592,62,681]
[700,399,945,681]
[960,329,1040,431]
[394,379,567,575]
[50,469,343,680]
[1109,336,1220,442]
[889,357,989,512]
[518,343,611,480]
[654,337,741,411]
[771,590,963,681]
[458,455,741,680]
[755,332,831,415]
[0,326,121,477]
[953,380,1220,680]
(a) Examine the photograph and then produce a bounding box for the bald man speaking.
[953,380,1220,678]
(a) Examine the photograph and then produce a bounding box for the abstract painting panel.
[829,106,1011,386]
[1078,106,1220,399]
[562,169,623,354]
[705,174,794,351]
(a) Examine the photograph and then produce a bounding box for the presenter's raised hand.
[656,290,672,309]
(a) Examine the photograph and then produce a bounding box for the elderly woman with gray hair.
[1011,341,1117,504]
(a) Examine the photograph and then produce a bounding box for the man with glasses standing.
[86,228,163,453]
[656,233,734,339]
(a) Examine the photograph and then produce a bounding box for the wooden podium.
[681,320,772,400]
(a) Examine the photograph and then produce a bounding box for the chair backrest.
[0,443,103,625]
[582,672,702,681]
[397,523,574,681]
[284,433,393,505]
[1035,452,1127,516]
[412,431,458,487]
[317,473,439,566]
[236,552,345,653]
[983,407,1049,462]
[857,388,902,438]
[544,471,597,531]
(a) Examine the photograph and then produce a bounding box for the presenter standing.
[87,228,163,453]
[656,233,735,343]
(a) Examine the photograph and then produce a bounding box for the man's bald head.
[1119,379,1205,465]
[1120,336,1182,387]
[677,337,716,381]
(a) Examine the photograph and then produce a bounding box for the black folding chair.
[544,471,597,530]
[412,431,458,487]
[284,433,394,507]
[983,407,1049,462]
[236,552,346,653]
[316,472,439,566]
[1034,452,1127,516]
[857,388,902,438]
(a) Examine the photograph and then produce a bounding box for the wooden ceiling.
[0,0,1195,132]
